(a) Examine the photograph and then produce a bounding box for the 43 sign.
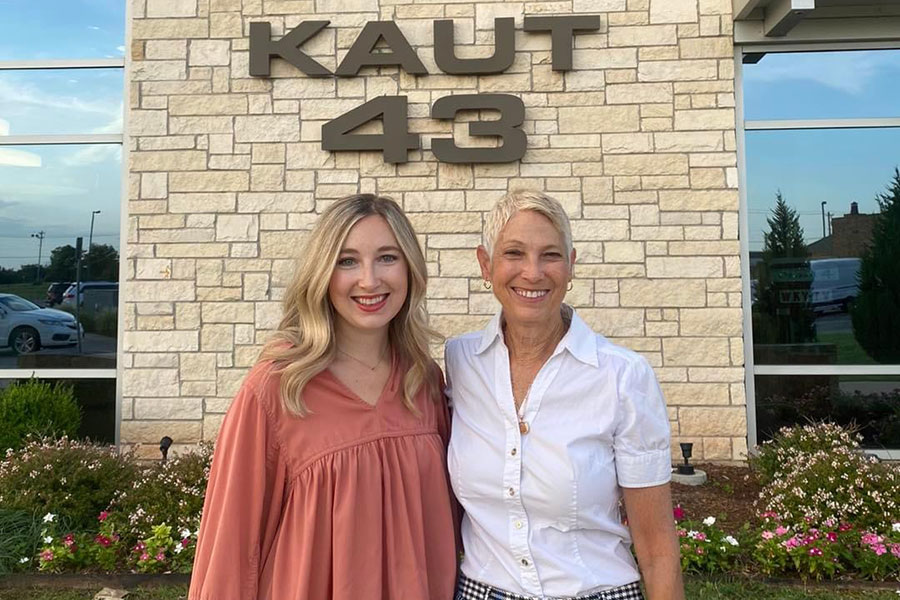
[321,94,525,164]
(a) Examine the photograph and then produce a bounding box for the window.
[0,2,124,442]
[740,48,900,453]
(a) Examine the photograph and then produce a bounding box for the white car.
[0,293,82,354]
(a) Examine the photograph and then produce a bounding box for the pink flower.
[134,542,146,552]
[140,552,150,561]
[762,530,774,540]
[826,532,837,542]
[808,547,823,556]
[94,535,111,547]
[695,532,707,541]
[155,552,165,561]
[62,534,75,547]
[890,544,900,558]
[98,511,109,522]
[783,537,800,550]
[861,533,883,546]
[872,544,887,556]
[761,511,779,520]
[40,550,54,562]
[673,505,685,521]
[839,523,852,532]
[181,537,191,547]
[695,547,704,555]
[775,526,789,536]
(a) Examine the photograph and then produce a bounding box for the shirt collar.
[475,305,599,368]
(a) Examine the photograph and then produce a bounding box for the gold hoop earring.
[567,281,573,291]
[483,280,492,290]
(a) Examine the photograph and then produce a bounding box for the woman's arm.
[622,483,684,600]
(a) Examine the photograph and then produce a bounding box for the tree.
[85,244,119,281]
[852,168,900,363]
[43,245,77,283]
[753,191,816,347]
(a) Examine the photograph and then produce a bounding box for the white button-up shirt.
[445,307,671,597]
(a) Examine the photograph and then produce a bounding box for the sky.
[0,1,125,270]
[743,49,900,253]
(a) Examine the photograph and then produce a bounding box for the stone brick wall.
[125,0,746,461]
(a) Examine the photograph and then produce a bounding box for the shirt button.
[515,521,523,529]
[521,558,529,566]
[508,487,515,497]
[510,448,517,456]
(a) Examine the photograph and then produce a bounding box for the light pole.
[820,201,827,238]
[30,231,45,282]
[88,210,100,280]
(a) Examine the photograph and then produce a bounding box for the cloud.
[0,77,121,122]
[0,148,42,168]
[745,50,900,95]
[116,45,125,53]
[62,144,121,167]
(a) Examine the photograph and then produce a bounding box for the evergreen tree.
[852,168,900,362]
[753,191,816,347]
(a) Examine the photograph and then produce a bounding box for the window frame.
[735,41,900,459]
[0,53,127,442]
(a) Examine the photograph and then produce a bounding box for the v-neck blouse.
[189,358,457,600]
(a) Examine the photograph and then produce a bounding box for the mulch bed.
[671,463,762,531]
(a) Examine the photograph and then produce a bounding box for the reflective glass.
[0,0,126,61]
[747,128,900,365]
[744,49,900,121]
[0,68,123,135]
[0,144,120,369]
[755,375,900,450]
[0,378,116,443]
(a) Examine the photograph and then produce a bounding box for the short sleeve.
[613,356,672,488]
[189,368,289,600]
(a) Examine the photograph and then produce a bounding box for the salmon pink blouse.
[189,358,457,600]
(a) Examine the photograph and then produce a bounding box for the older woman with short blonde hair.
[446,190,684,600]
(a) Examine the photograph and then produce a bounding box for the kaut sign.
[250,16,601,164]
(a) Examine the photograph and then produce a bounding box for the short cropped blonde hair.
[483,189,573,261]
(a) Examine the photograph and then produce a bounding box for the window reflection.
[755,375,900,450]
[0,69,123,135]
[744,49,900,121]
[0,144,120,369]
[748,129,900,365]
[0,1,125,61]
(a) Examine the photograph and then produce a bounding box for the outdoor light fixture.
[677,442,695,475]
[160,436,173,462]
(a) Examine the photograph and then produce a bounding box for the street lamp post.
[88,210,100,280]
[30,231,45,282]
[820,201,827,238]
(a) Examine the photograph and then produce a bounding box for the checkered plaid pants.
[454,573,644,600]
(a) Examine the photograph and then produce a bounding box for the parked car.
[0,293,82,354]
[61,281,118,308]
[46,281,73,306]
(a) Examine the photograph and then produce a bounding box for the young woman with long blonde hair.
[189,194,457,600]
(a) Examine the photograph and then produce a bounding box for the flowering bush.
[0,438,138,532]
[755,423,900,531]
[105,443,211,568]
[129,523,197,574]
[677,516,743,574]
[750,421,862,486]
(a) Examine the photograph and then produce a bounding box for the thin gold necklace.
[336,344,388,371]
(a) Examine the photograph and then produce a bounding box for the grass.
[1,582,899,600]
[0,284,45,305]
[817,331,878,365]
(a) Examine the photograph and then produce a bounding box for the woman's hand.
[622,483,685,600]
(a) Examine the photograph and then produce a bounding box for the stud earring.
[483,280,492,290]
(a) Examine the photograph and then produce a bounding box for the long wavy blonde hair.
[259,194,440,416]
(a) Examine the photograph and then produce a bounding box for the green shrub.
[749,421,860,486]
[755,424,900,532]
[0,380,81,452]
[0,438,138,532]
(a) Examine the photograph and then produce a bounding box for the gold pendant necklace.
[336,345,387,371]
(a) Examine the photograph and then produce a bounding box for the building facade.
[2,0,899,461]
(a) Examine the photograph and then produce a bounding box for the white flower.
[687,530,698,539]
[703,516,716,526]
[180,528,191,539]
[724,535,739,546]
[892,523,900,533]
[174,543,183,554]
[43,536,53,544]
[19,557,29,564]
[42,513,56,523]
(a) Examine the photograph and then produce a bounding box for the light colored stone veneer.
[125,0,745,461]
